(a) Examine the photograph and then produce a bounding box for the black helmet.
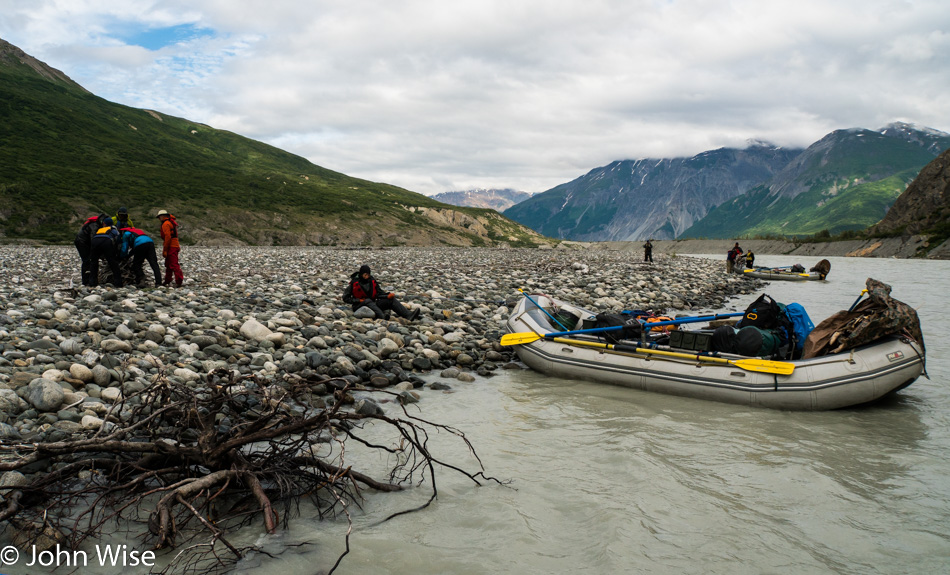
[118,207,128,215]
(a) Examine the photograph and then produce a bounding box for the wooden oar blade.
[500,332,542,346]
[733,358,795,375]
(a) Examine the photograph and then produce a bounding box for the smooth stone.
[101,339,133,353]
[27,378,65,412]
[69,363,94,382]
[91,364,112,386]
[240,318,273,341]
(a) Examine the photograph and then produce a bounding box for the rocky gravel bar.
[0,246,762,443]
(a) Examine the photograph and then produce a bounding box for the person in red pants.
[156,209,183,287]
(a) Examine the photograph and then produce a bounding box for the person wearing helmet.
[156,209,183,287]
[114,207,133,230]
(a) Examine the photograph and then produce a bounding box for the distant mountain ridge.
[0,38,548,247]
[503,143,801,240]
[431,188,532,211]
[504,123,950,241]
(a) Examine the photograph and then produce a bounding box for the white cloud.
[2,0,949,195]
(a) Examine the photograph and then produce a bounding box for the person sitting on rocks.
[343,264,420,321]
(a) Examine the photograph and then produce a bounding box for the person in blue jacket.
[119,226,162,287]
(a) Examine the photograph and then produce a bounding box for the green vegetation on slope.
[0,45,545,246]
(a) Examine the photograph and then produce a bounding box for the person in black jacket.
[89,217,123,287]
[342,264,419,321]
[75,214,106,286]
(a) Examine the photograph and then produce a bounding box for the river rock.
[59,339,82,355]
[69,363,94,382]
[115,324,135,340]
[101,339,133,353]
[240,318,273,341]
[91,364,112,386]
[27,378,65,412]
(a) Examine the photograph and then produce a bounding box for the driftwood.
[0,368,501,574]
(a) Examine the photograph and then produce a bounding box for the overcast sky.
[3,0,949,196]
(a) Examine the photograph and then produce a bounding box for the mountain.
[681,123,950,238]
[503,143,802,241]
[0,39,548,247]
[431,188,532,211]
[869,146,950,237]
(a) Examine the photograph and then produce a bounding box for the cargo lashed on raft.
[504,287,925,411]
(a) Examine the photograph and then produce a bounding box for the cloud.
[2,0,949,195]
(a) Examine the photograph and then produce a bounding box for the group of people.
[75,209,421,321]
[726,242,755,273]
[74,207,184,288]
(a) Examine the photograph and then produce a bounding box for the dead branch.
[0,368,501,574]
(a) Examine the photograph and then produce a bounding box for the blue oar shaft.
[521,290,571,331]
[541,312,743,339]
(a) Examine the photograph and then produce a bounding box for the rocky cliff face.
[870,146,950,235]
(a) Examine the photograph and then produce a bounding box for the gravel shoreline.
[0,246,763,444]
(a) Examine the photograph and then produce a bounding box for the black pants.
[352,297,411,319]
[89,238,123,287]
[75,239,92,285]
[644,250,653,262]
[131,242,162,286]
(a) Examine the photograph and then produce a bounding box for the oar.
[848,289,869,312]
[519,289,570,331]
[500,312,744,346]
[552,337,795,375]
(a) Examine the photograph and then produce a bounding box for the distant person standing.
[745,249,755,268]
[156,209,183,287]
[114,206,133,230]
[75,213,106,286]
[643,239,653,263]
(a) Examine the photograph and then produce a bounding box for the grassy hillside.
[0,40,548,247]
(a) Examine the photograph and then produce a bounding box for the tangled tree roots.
[0,367,502,574]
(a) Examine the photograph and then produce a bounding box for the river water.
[238,255,950,575]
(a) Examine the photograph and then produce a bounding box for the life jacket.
[162,216,179,238]
[351,278,378,300]
[160,215,180,249]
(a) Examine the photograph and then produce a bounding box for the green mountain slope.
[682,126,950,238]
[0,39,547,247]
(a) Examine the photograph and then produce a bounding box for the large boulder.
[27,378,65,412]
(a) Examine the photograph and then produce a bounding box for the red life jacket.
[351,278,378,300]
[120,227,146,236]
